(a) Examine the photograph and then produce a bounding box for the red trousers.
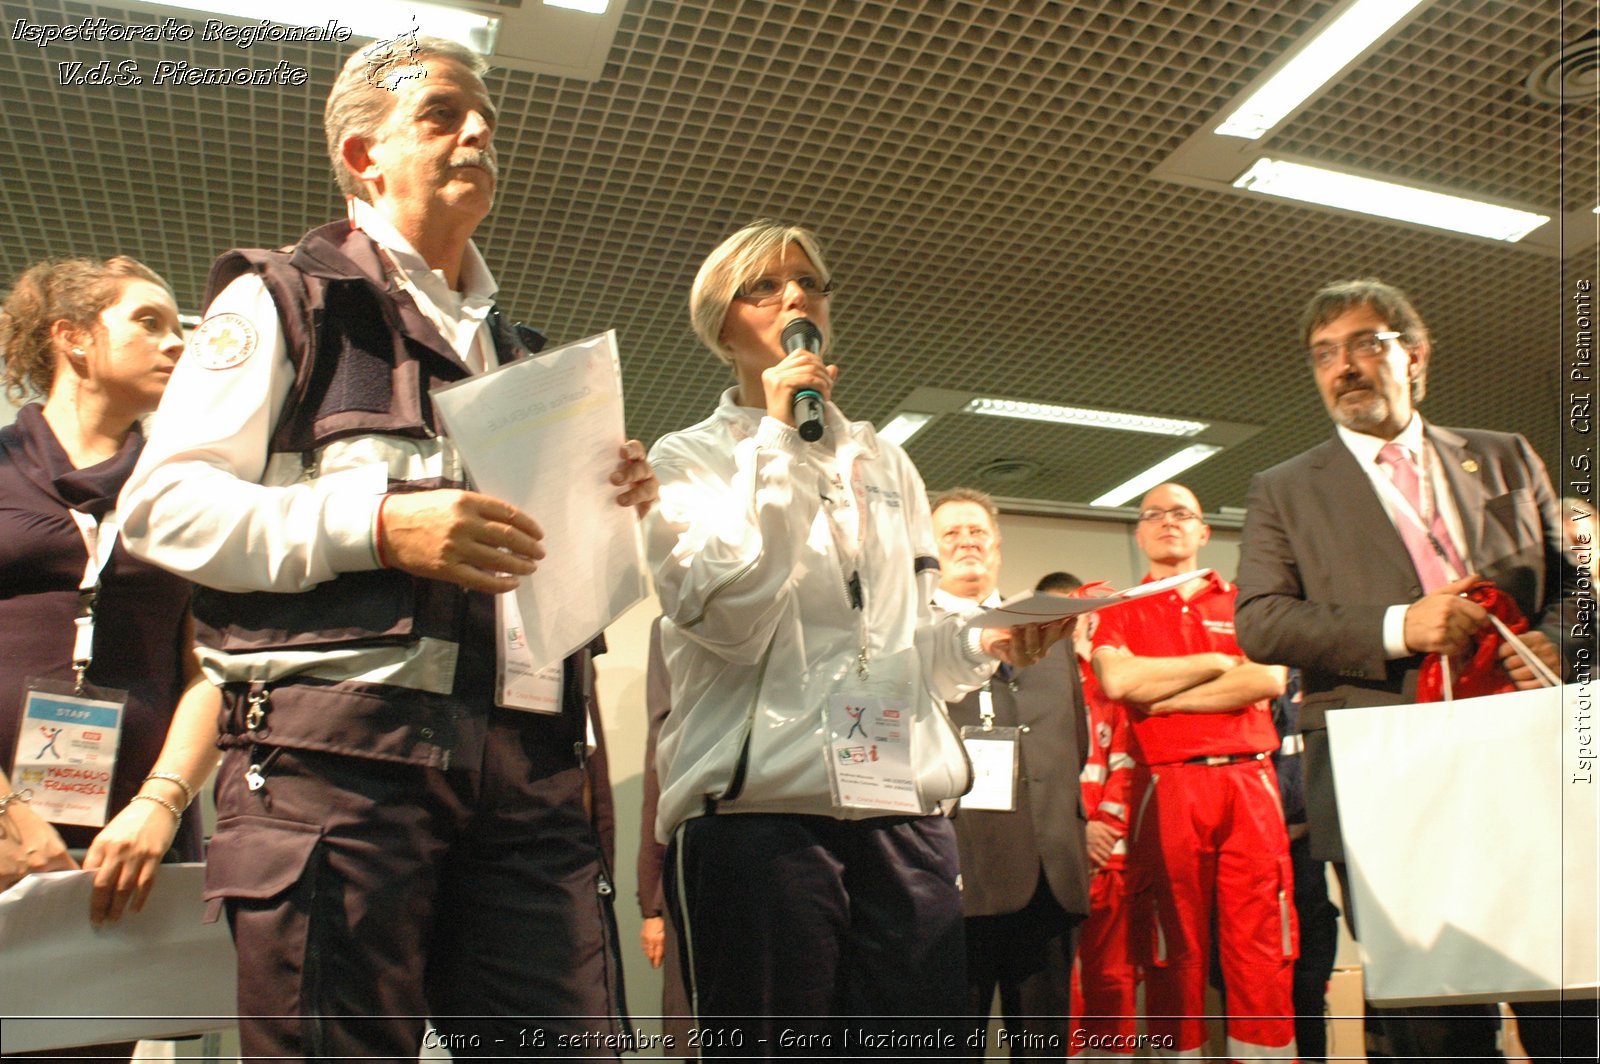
[1069,866,1138,1057]
[1128,758,1297,1060]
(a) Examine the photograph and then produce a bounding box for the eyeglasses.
[733,273,836,306]
[1307,330,1401,370]
[1137,506,1199,524]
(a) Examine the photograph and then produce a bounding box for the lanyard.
[65,509,120,694]
[819,440,871,679]
[1374,442,1467,579]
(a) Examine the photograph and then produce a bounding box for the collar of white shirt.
[350,198,498,370]
[1336,413,1425,470]
[933,586,1001,613]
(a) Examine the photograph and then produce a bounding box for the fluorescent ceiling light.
[1216,0,1428,139]
[1234,158,1549,242]
[1090,445,1223,508]
[878,412,935,446]
[149,1,498,51]
[962,398,1207,438]
[544,0,608,12]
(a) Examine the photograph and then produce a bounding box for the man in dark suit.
[1234,277,1574,1061]
[931,488,1090,1060]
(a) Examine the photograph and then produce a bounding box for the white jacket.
[646,389,993,841]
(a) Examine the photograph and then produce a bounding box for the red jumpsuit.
[1069,661,1139,1057]
[1092,572,1297,1060]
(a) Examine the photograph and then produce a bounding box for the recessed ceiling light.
[1090,445,1223,508]
[877,412,936,446]
[961,398,1207,438]
[544,0,608,12]
[1216,0,1429,139]
[1234,158,1549,243]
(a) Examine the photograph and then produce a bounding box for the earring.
[70,347,85,358]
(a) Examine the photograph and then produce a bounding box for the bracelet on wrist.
[143,771,196,809]
[0,788,33,815]
[375,494,392,569]
[130,792,183,823]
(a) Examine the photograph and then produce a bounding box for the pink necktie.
[1378,442,1466,592]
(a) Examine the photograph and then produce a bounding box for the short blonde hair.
[930,487,999,527]
[689,219,831,365]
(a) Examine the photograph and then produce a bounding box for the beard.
[1332,394,1391,433]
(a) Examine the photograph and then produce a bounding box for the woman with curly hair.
[0,256,217,933]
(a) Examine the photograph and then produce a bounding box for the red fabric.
[1128,760,1298,1056]
[1416,581,1530,701]
[1069,867,1138,1055]
[1090,571,1278,764]
[1078,662,1132,867]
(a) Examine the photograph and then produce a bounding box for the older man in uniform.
[120,37,655,1060]
[931,488,1090,1060]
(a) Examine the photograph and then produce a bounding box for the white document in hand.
[0,866,236,1053]
[963,568,1213,628]
[432,330,648,672]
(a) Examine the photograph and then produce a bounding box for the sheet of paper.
[432,331,648,672]
[0,866,236,1053]
[963,568,1214,627]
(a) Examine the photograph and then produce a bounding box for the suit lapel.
[1427,423,1486,568]
[1313,436,1421,590]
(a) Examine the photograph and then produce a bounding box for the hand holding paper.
[610,439,659,517]
[982,616,1075,667]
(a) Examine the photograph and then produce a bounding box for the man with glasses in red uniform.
[1091,483,1296,1060]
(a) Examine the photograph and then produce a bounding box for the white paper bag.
[0,865,237,1052]
[1326,683,1599,1006]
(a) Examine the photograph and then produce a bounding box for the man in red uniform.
[1091,483,1296,1060]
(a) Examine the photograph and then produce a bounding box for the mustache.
[452,151,498,179]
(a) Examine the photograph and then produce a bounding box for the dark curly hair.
[0,256,172,405]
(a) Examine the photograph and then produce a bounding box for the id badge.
[959,725,1019,811]
[824,649,920,814]
[495,593,563,713]
[13,677,126,827]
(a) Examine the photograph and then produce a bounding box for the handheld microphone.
[780,318,826,442]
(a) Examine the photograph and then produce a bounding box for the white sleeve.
[118,273,383,593]
[645,417,826,666]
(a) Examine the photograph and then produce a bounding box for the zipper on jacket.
[718,640,774,804]
[678,556,760,631]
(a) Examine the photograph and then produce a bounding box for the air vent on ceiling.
[1525,29,1600,106]
[974,459,1039,485]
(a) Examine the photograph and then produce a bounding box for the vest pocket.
[194,567,424,652]
[202,813,326,1043]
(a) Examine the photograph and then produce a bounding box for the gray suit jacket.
[1234,422,1570,860]
[947,641,1092,918]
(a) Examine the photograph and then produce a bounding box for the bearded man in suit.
[1234,277,1578,1062]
